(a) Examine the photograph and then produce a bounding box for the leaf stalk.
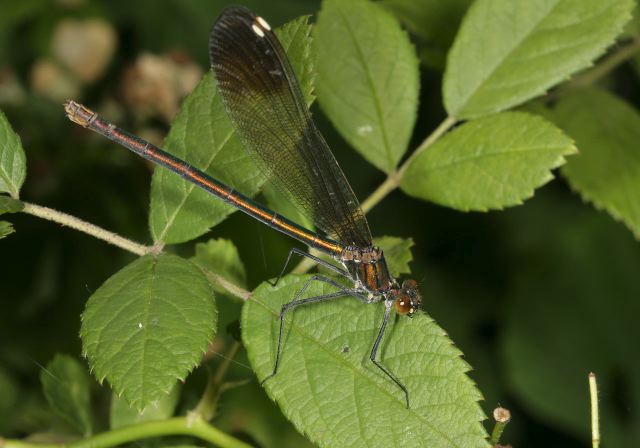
[589,372,600,448]
[21,202,151,256]
[193,341,243,419]
[20,201,252,301]
[360,115,458,214]
[549,35,640,101]
[1,416,251,448]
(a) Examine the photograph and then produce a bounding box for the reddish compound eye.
[395,296,413,315]
[394,279,421,316]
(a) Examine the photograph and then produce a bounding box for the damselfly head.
[63,100,95,128]
[393,279,421,317]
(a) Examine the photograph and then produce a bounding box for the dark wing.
[209,6,372,248]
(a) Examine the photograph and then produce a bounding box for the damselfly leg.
[261,274,367,385]
[268,247,351,287]
[371,300,410,408]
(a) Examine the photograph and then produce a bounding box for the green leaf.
[40,354,93,436]
[374,236,414,278]
[502,196,640,447]
[149,18,315,245]
[382,0,472,69]
[0,109,26,198]
[275,16,315,108]
[541,89,640,239]
[443,0,634,119]
[0,220,14,239]
[243,275,488,448]
[401,112,576,211]
[315,0,420,173]
[262,183,314,231]
[148,73,261,245]
[0,195,23,214]
[622,1,640,37]
[192,238,247,293]
[110,385,180,429]
[81,254,216,411]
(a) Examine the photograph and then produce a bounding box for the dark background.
[1,0,638,446]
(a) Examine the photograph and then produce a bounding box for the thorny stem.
[0,416,252,448]
[194,341,243,420]
[20,201,252,301]
[22,202,152,256]
[589,373,600,448]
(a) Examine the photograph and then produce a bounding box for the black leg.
[370,300,410,409]
[268,247,350,287]
[262,274,367,385]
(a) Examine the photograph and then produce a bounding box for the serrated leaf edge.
[561,163,640,240]
[0,109,26,198]
[246,277,488,446]
[80,255,215,410]
[317,0,420,172]
[446,0,635,119]
[404,111,578,212]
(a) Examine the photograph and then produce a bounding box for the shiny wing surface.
[209,6,372,248]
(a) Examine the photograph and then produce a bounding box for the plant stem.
[489,407,511,446]
[21,202,151,256]
[361,115,457,215]
[589,372,600,448]
[21,201,252,300]
[202,269,251,301]
[572,36,640,88]
[290,115,457,275]
[359,173,400,215]
[550,35,640,101]
[295,32,640,266]
[1,416,251,448]
[194,341,242,420]
[397,115,458,180]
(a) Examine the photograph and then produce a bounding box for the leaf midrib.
[337,6,395,170]
[423,145,569,172]
[451,0,562,115]
[138,255,157,406]
[253,294,463,447]
[154,121,235,243]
